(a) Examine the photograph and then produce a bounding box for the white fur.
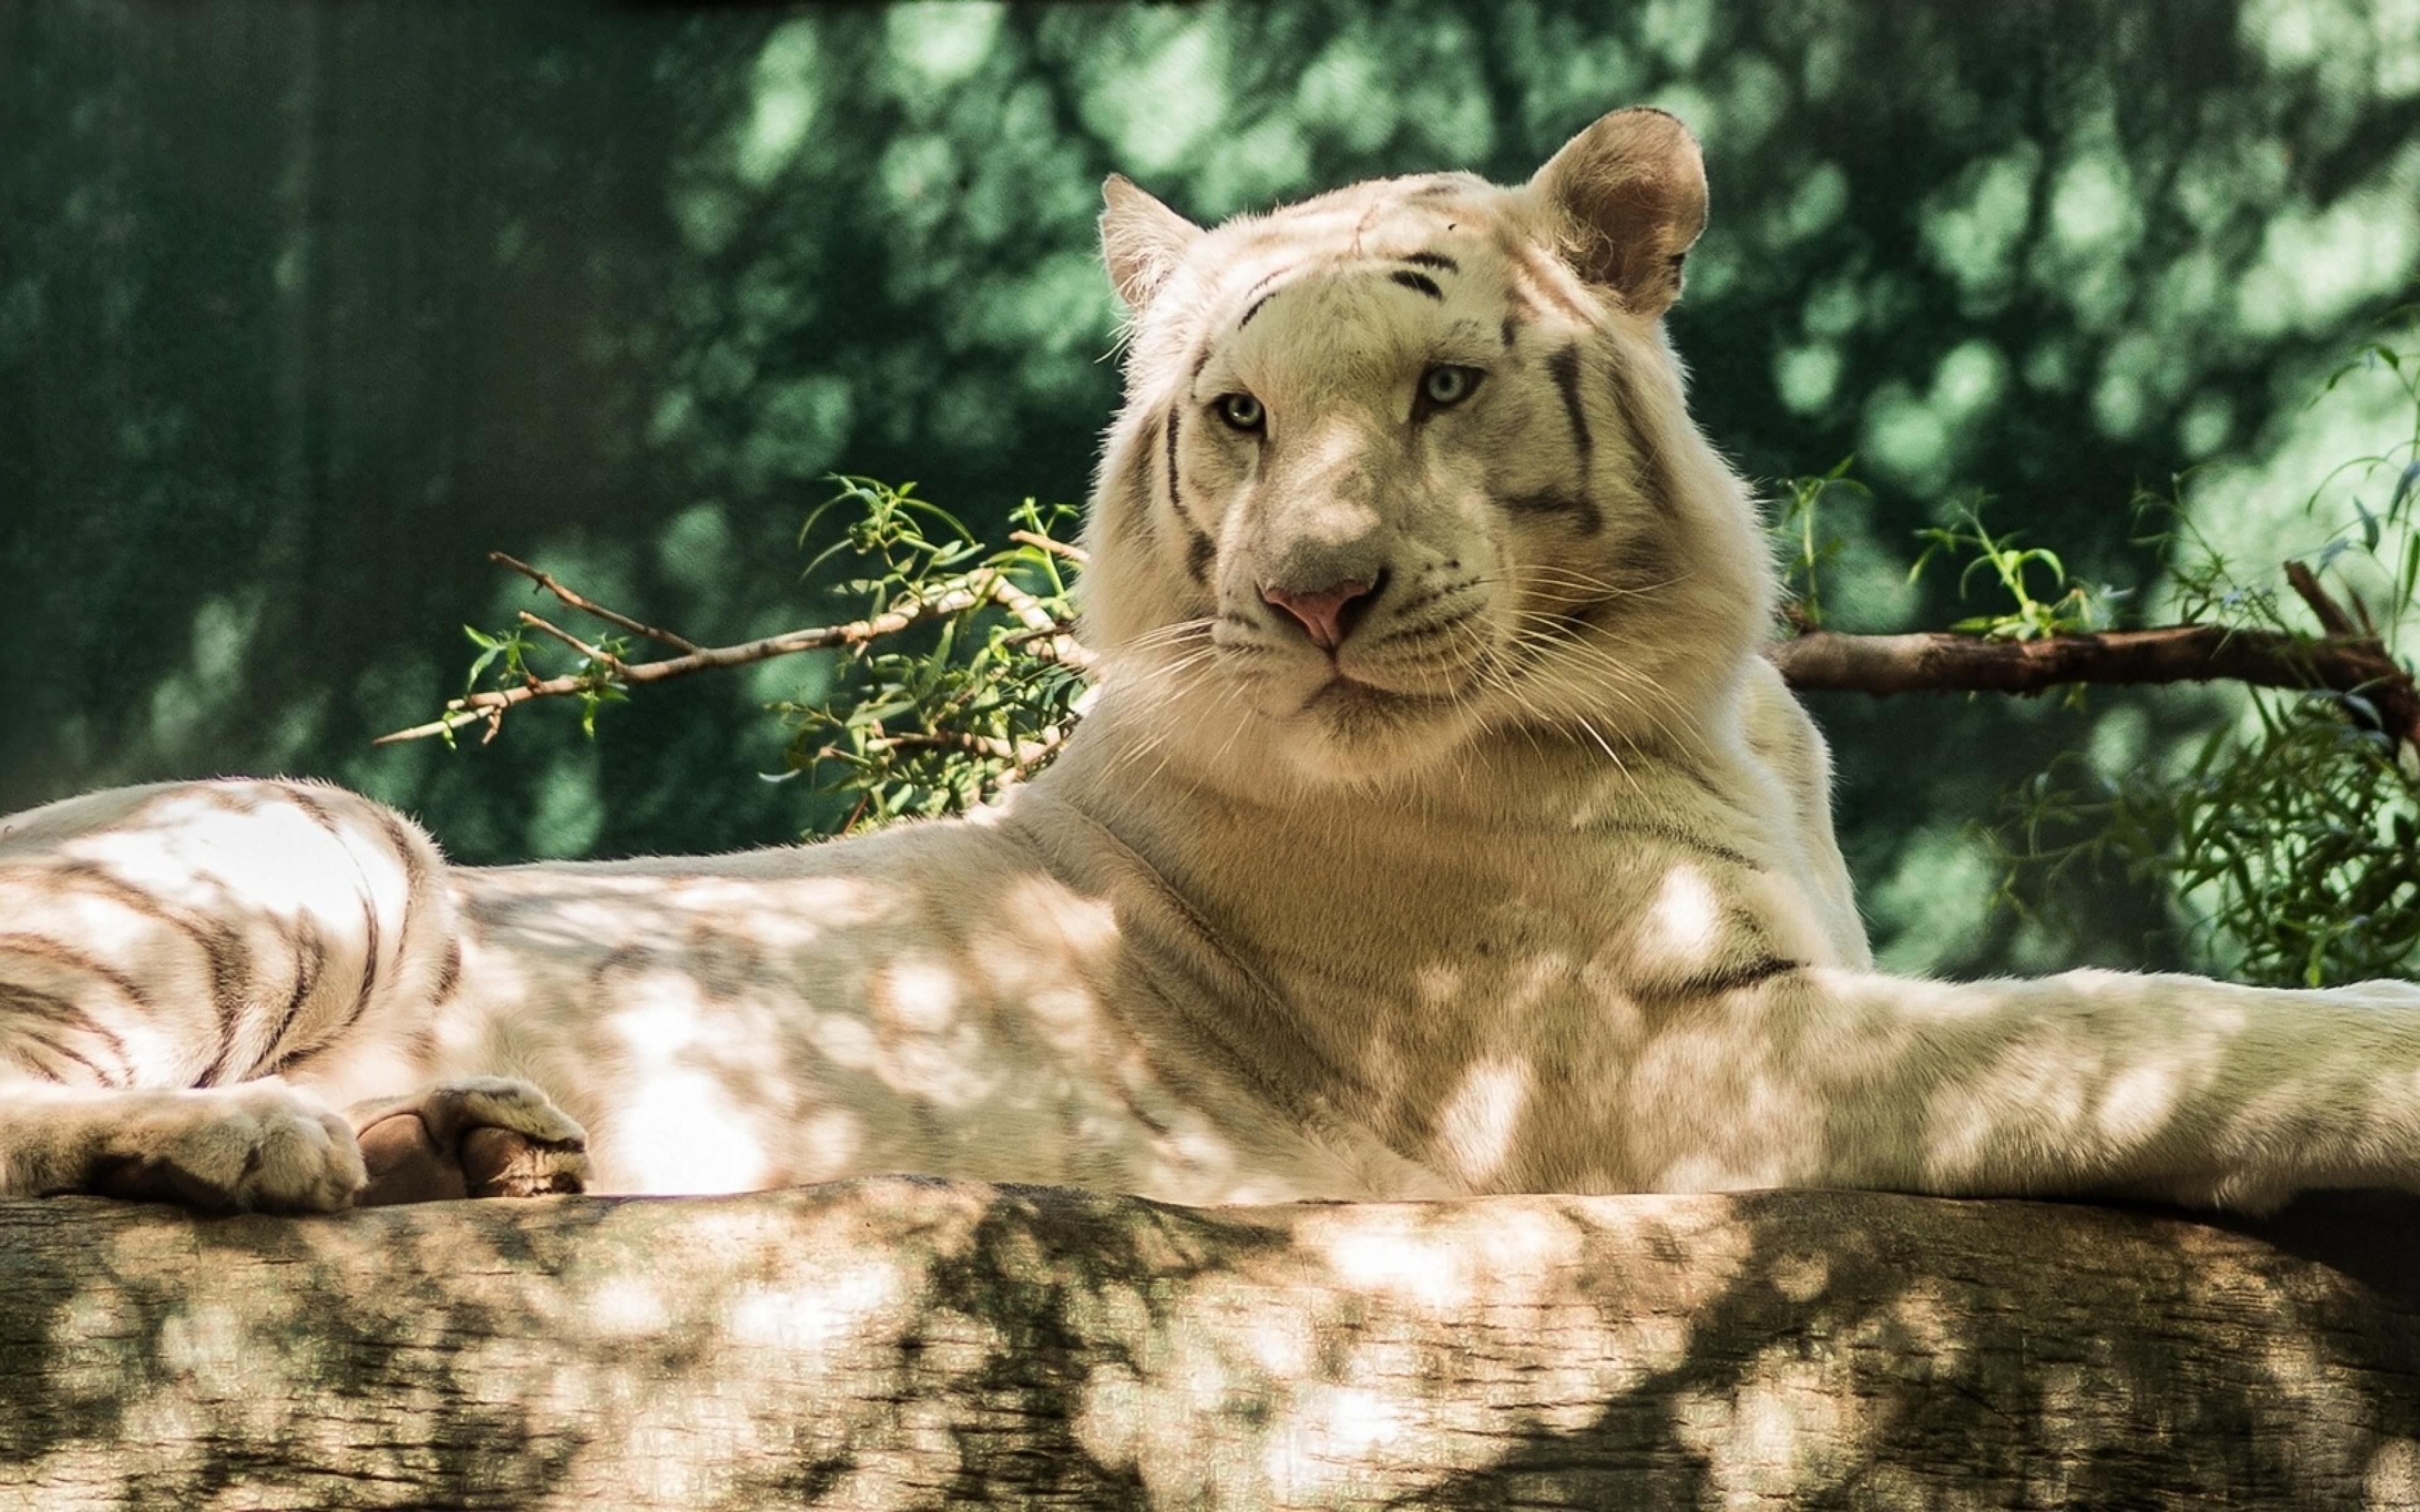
[4,108,2418,1216]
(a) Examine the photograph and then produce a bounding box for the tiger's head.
[1078,108,1772,788]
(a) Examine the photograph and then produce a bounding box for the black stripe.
[1403,251,1459,273]
[1499,490,1604,536]
[0,934,157,1013]
[0,980,132,1085]
[1164,406,1185,523]
[1389,269,1445,301]
[0,1022,116,1087]
[1500,316,1519,349]
[265,920,330,1070]
[1668,957,1802,999]
[1238,290,1278,329]
[432,940,464,1003]
[1587,822,1760,871]
[197,924,251,1087]
[1547,344,1593,465]
[1161,406,1214,585]
[282,782,343,837]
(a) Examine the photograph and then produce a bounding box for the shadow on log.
[3,1180,2418,1509]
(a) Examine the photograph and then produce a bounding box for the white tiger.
[6,107,2419,1215]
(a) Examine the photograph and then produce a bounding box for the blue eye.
[1420,365,1481,409]
[1216,392,1265,432]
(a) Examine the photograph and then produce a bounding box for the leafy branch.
[381,480,1091,825]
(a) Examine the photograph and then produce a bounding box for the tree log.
[4,1181,2419,1509]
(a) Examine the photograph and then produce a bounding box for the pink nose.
[1262,579,1374,651]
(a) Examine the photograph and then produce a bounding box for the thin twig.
[491,551,702,653]
[1010,530,1089,564]
[516,611,631,674]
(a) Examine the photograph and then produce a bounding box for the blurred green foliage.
[4,0,2418,976]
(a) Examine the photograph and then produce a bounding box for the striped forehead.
[1209,180,1507,329]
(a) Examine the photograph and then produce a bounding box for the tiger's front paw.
[91,1083,368,1214]
[350,1077,591,1206]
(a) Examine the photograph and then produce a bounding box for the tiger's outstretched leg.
[0,778,584,1211]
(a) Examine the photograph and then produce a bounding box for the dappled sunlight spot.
[2092,329,2170,439]
[1270,1386,1406,1496]
[1920,142,2041,307]
[1640,0,1716,72]
[2047,149,2141,263]
[740,374,853,486]
[582,1274,672,1337]
[1932,339,2007,421]
[883,2,1002,89]
[2162,362,2419,628]
[1773,341,1840,415]
[59,788,362,922]
[2236,167,2420,340]
[1632,863,1724,977]
[2245,0,2420,96]
[527,751,604,859]
[1078,15,1231,178]
[727,1264,904,1353]
[1674,1339,1856,1504]
[1434,1055,1531,1184]
[1768,1249,1829,1303]
[141,592,265,757]
[1771,161,1848,248]
[1316,1212,1482,1311]
[736,21,821,189]
[877,132,960,236]
[875,956,959,1033]
[602,986,778,1192]
[1857,381,1951,493]
[652,501,735,595]
[2093,1061,2184,1146]
[1869,828,1993,976]
[2177,390,2235,459]
[2368,1438,2420,1506]
[614,1063,775,1193]
[1298,30,1397,156]
[1923,1037,2100,1183]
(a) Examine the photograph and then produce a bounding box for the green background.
[4,0,2416,976]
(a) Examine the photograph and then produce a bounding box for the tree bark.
[4,1180,2419,1510]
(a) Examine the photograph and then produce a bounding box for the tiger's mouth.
[1302,674,1441,714]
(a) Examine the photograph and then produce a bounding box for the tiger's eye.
[1420,365,1480,409]
[1216,392,1265,432]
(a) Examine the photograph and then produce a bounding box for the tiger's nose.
[1262,577,1376,651]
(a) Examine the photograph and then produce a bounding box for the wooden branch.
[4,1181,2417,1508]
[1768,623,2411,704]
[2285,560,2420,749]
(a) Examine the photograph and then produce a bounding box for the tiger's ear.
[1100,175,1204,311]
[1528,107,1708,318]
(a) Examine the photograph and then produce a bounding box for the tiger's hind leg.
[0,779,466,1211]
[350,1077,591,1205]
[1,1080,369,1213]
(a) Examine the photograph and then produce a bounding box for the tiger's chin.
[1248,675,1486,788]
